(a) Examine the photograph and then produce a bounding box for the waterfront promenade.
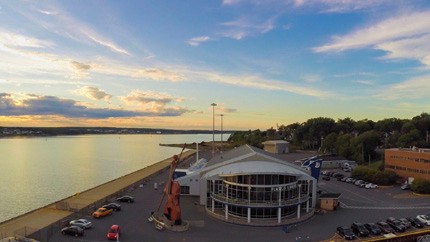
[0,150,196,239]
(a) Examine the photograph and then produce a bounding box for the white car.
[365,183,378,189]
[416,215,430,226]
[69,219,93,229]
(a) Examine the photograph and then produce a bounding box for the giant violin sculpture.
[163,154,182,225]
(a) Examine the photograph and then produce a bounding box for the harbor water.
[0,134,221,223]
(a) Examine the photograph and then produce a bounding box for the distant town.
[0,127,235,137]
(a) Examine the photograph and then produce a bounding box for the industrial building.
[175,145,317,226]
[385,148,430,181]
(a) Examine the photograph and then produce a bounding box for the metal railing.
[211,193,310,207]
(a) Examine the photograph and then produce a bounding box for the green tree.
[351,131,380,163]
[335,134,353,159]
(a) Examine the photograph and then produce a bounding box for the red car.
[107,224,120,240]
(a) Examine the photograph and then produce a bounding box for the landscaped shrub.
[411,179,430,194]
[371,170,398,185]
[351,167,376,181]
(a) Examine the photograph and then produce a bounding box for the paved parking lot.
[48,155,430,242]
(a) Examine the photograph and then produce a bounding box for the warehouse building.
[175,145,317,226]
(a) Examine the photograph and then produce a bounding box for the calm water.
[0,134,221,223]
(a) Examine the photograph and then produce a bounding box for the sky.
[0,0,430,130]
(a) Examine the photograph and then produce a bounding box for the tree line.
[228,113,430,164]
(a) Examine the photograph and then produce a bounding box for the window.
[180,186,190,194]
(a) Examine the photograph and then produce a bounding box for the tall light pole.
[211,103,217,156]
[220,114,224,153]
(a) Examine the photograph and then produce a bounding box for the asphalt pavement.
[48,153,430,242]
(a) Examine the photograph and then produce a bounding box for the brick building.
[385,148,430,181]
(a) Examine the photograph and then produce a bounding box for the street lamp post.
[220,114,224,153]
[211,103,217,156]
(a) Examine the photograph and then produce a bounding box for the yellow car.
[92,207,113,218]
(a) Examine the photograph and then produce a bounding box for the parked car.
[336,175,345,181]
[334,173,344,178]
[116,195,134,203]
[365,183,378,189]
[407,217,425,228]
[92,207,113,218]
[377,221,395,234]
[341,177,348,182]
[346,178,356,183]
[322,176,330,181]
[103,203,122,211]
[386,217,406,232]
[399,218,411,229]
[337,226,355,240]
[61,226,84,237]
[401,184,411,190]
[416,215,430,225]
[351,222,369,237]
[354,180,365,186]
[364,223,382,235]
[359,182,369,188]
[343,167,352,172]
[107,224,121,240]
[69,219,92,229]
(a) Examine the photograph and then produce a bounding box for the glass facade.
[206,174,312,224]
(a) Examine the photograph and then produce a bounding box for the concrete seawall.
[0,150,196,239]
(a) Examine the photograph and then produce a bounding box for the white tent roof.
[204,160,312,180]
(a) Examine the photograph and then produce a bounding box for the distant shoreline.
[0,126,234,138]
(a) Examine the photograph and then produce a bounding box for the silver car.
[69,219,93,229]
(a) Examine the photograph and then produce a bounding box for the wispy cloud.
[120,90,185,113]
[301,74,321,83]
[314,11,430,52]
[375,75,430,100]
[0,31,53,49]
[190,70,332,98]
[15,4,130,55]
[352,80,374,85]
[131,68,183,82]
[0,93,187,118]
[76,86,112,101]
[314,0,392,13]
[314,11,430,67]
[187,36,210,46]
[219,17,275,40]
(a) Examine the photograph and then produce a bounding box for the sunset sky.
[1,0,429,130]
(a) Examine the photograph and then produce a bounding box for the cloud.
[0,93,187,118]
[38,9,58,15]
[187,36,210,46]
[15,4,130,55]
[190,70,332,98]
[313,11,430,68]
[352,80,374,85]
[71,61,91,71]
[132,68,183,82]
[121,90,185,113]
[375,76,430,100]
[315,0,392,13]
[314,11,430,52]
[219,17,275,40]
[68,61,91,79]
[0,31,53,49]
[301,74,321,83]
[76,86,112,101]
